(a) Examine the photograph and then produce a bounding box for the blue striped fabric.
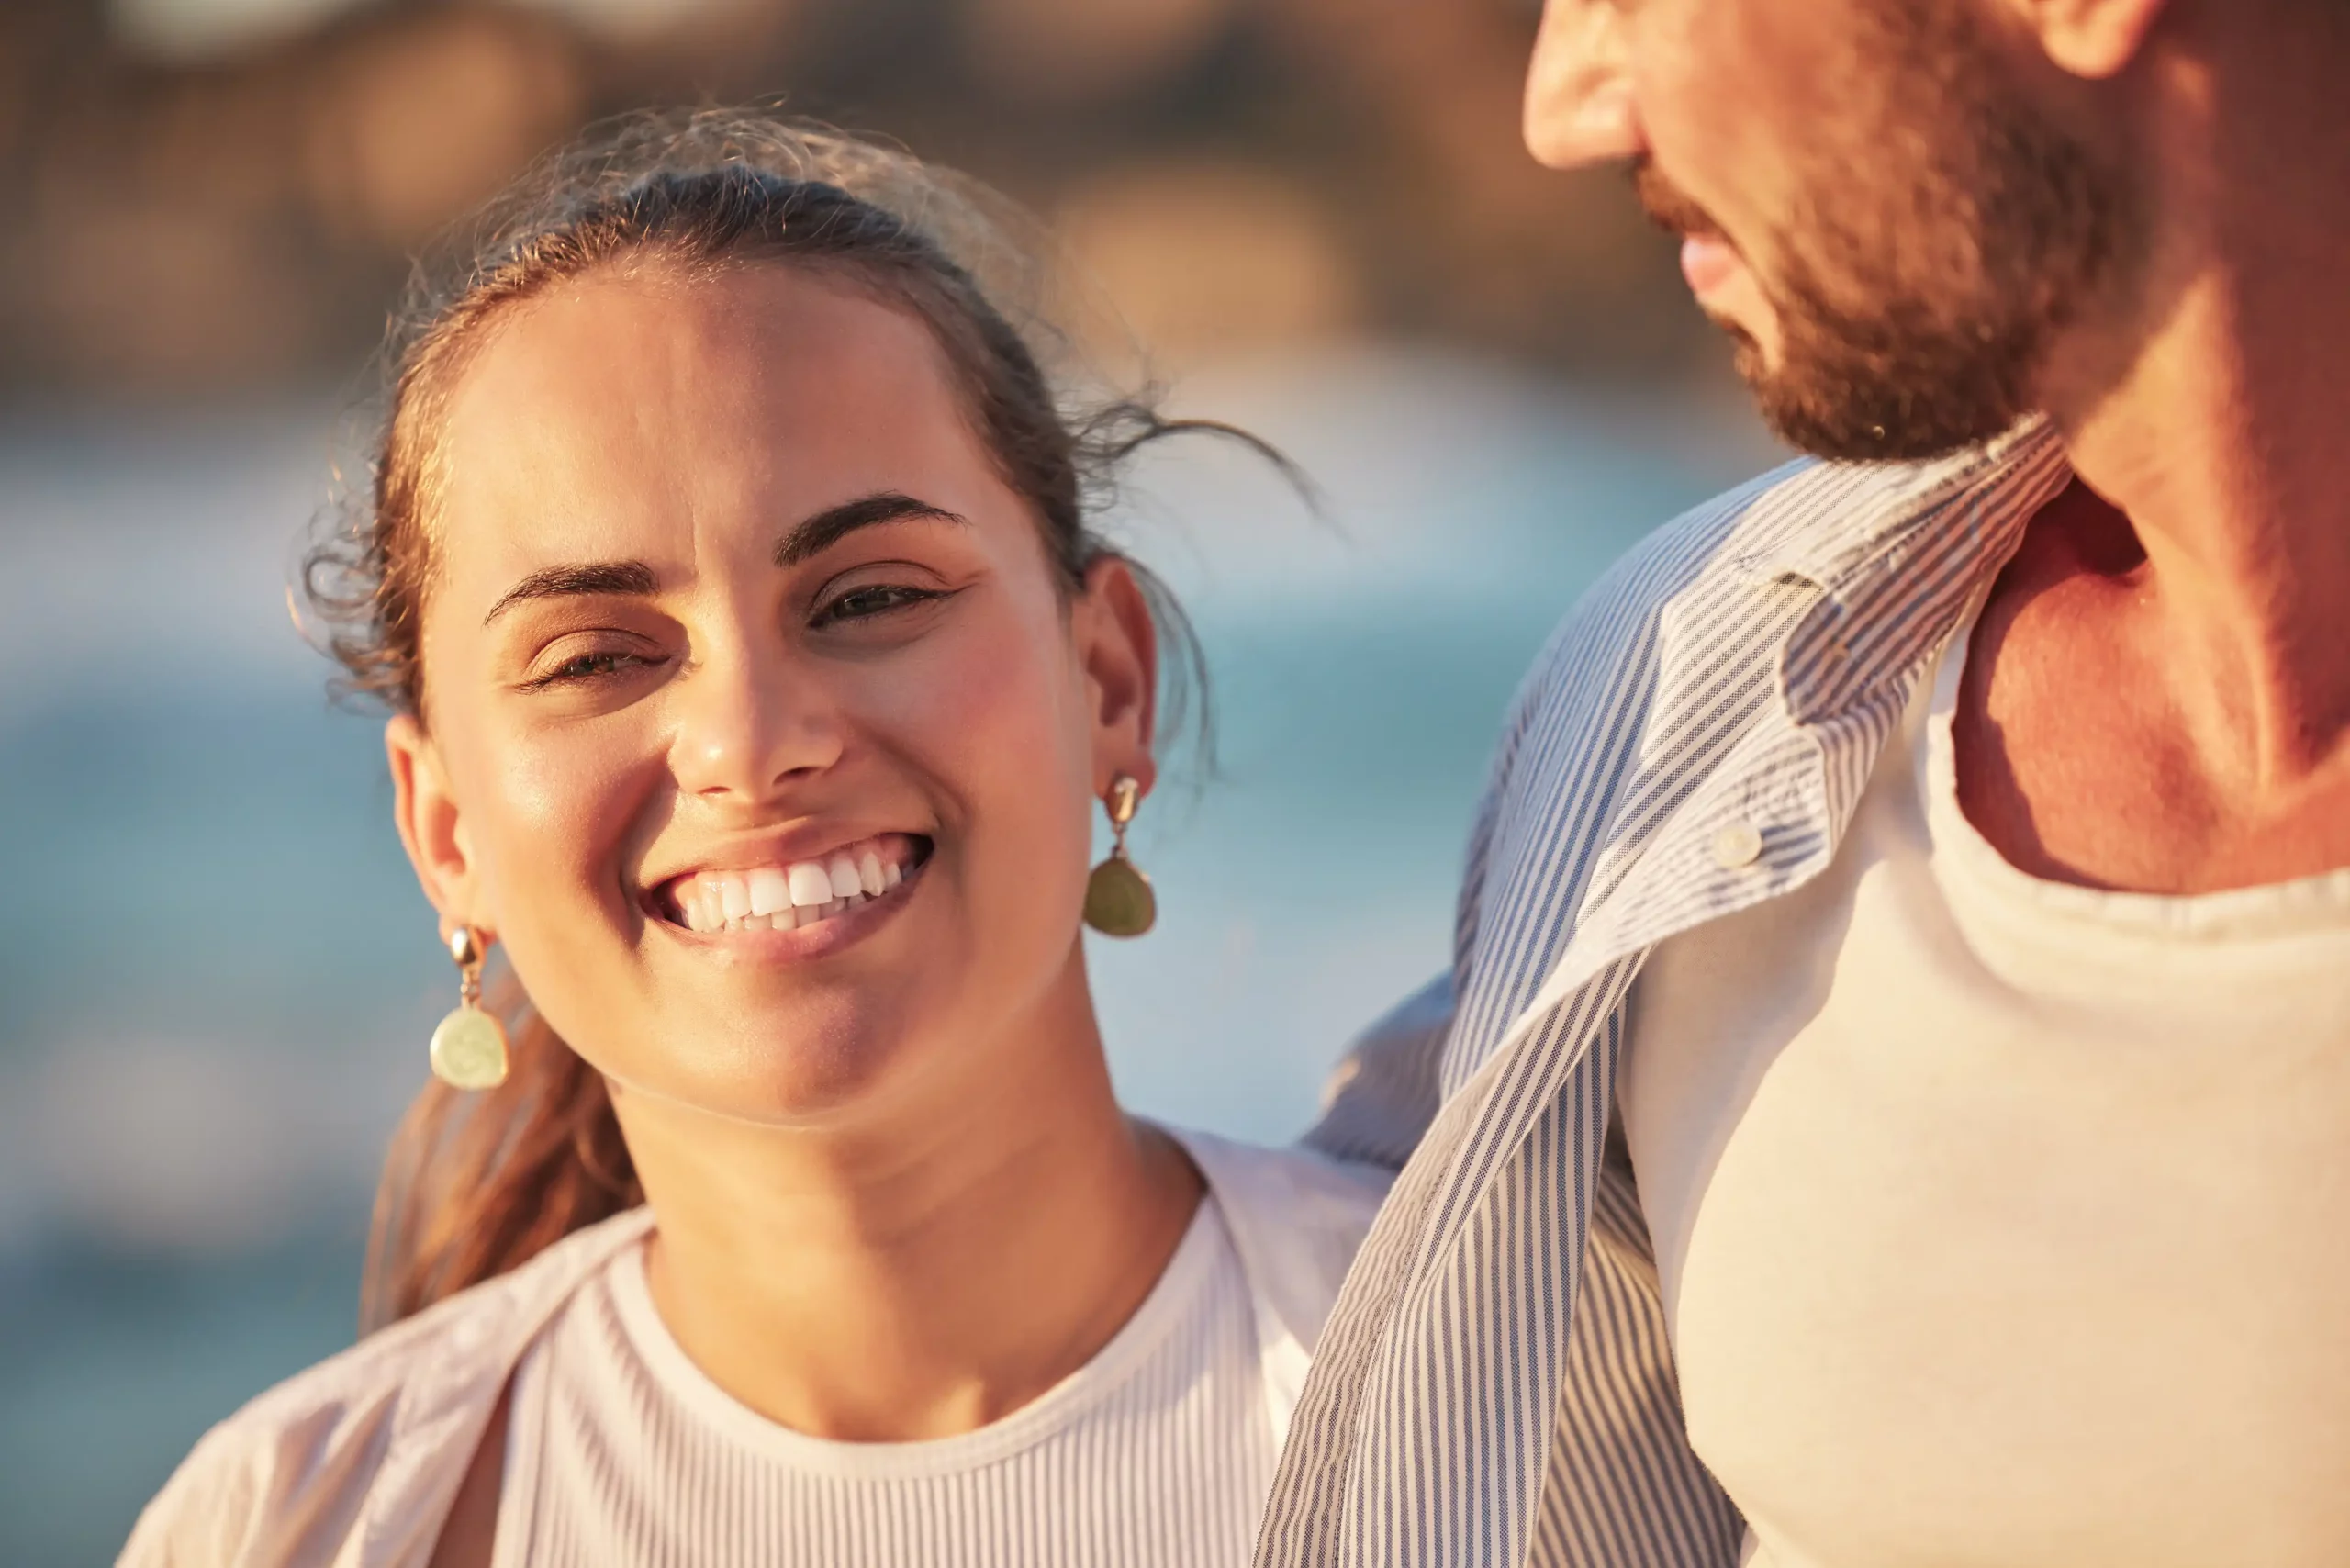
[1267,420,2076,1567]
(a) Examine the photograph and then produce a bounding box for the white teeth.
[676,838,914,935]
[747,867,792,916]
[788,862,834,907]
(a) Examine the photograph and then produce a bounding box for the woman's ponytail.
[361,982,638,1331]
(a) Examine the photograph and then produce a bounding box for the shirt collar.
[1736,417,2071,727]
[1733,416,2060,586]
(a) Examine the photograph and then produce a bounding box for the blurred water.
[0,344,1776,1564]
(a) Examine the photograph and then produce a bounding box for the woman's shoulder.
[118,1207,653,1568]
[1171,1130,1389,1322]
[1176,1127,1392,1238]
[1167,1129,1392,1428]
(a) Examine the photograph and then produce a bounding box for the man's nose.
[1524,0,1644,169]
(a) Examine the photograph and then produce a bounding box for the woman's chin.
[589,975,941,1127]
[610,1029,918,1129]
[586,874,973,1126]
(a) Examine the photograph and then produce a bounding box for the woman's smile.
[652,831,934,958]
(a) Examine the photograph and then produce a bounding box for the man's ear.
[386,713,491,941]
[1073,556,1161,801]
[2005,0,2168,80]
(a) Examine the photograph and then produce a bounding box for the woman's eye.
[815,584,945,624]
[524,649,659,689]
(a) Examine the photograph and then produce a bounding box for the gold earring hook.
[449,925,487,1005]
[430,924,510,1090]
[1083,774,1156,937]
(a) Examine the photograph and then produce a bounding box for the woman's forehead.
[429,266,1000,578]
[446,265,964,467]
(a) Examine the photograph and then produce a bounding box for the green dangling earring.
[429,924,511,1091]
[1082,774,1157,938]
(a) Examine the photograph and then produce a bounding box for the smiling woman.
[118,111,1387,1568]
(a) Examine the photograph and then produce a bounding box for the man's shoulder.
[1522,454,1827,694]
[1521,431,2060,719]
[117,1207,654,1567]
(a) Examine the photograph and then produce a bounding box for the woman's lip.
[656,855,924,962]
[1679,231,1743,297]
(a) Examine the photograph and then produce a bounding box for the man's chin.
[1744,355,2017,465]
[1707,236,2056,461]
[1717,300,2007,462]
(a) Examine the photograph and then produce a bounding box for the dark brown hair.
[308,109,1267,1332]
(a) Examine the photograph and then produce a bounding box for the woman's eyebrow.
[774,491,970,566]
[482,561,659,625]
[480,494,968,625]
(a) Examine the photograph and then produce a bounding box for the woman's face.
[387,263,1157,1126]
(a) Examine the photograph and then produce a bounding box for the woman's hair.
[307,108,1268,1332]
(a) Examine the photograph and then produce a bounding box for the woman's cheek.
[878,620,1094,890]
[856,609,1076,777]
[485,719,663,919]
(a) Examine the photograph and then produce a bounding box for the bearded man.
[1258,3,2350,1566]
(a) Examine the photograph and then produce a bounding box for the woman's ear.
[386,713,491,940]
[1073,555,1160,799]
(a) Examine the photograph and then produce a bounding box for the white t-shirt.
[119,1130,1389,1568]
[1624,612,2350,1568]
[498,1195,1273,1568]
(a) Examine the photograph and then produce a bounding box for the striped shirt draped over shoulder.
[1262,420,2073,1568]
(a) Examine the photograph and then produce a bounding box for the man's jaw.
[1632,161,1783,361]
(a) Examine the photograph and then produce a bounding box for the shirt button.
[1711,821,1764,869]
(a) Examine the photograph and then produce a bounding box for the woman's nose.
[668,645,845,806]
[1524,0,1645,170]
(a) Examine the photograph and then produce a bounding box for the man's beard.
[1638,3,2137,463]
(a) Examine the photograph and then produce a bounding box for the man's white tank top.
[1626,604,2350,1568]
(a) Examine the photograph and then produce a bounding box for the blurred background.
[0,0,1785,1560]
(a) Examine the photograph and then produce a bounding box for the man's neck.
[1958,31,2350,893]
[2053,272,2350,790]
[2042,33,2350,795]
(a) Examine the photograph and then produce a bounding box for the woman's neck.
[610,969,1203,1443]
